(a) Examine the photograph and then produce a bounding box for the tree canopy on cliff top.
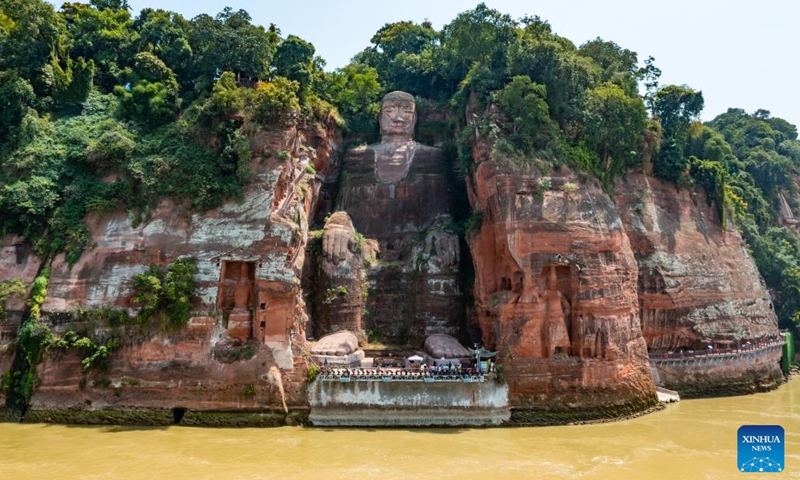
[1,1,799,331]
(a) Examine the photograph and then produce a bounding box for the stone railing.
[649,339,784,365]
[318,367,489,383]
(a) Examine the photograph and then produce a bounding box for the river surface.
[2,380,798,479]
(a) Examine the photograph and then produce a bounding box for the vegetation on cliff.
[0,0,338,267]
[132,257,198,330]
[0,0,799,336]
[3,256,198,415]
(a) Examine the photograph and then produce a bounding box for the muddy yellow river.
[2,380,798,479]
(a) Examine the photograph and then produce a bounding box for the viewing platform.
[649,337,784,365]
[308,366,508,427]
[648,337,785,397]
[317,366,489,383]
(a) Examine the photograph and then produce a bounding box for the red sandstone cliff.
[464,96,782,409]
[466,158,657,413]
[0,95,786,422]
[616,173,777,350]
[0,120,338,417]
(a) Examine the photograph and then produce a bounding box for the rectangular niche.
[218,260,256,311]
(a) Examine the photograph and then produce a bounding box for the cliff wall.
[466,160,657,416]
[463,100,781,414]
[1,121,337,417]
[0,101,785,424]
[615,173,778,349]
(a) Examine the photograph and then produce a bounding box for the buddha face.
[380,99,416,141]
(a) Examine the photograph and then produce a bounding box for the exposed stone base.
[20,408,310,428]
[310,407,510,427]
[507,397,663,426]
[651,346,785,399]
[669,374,785,399]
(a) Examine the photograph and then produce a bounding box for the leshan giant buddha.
[316,91,464,342]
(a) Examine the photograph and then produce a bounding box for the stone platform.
[307,377,509,427]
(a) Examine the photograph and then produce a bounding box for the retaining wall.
[308,378,509,426]
[650,345,784,398]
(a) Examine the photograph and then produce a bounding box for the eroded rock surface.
[4,122,337,415]
[467,158,656,413]
[615,173,780,371]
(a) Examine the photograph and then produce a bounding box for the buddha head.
[379,91,416,143]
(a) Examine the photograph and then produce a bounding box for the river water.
[1,380,798,479]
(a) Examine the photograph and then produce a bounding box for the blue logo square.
[738,425,784,473]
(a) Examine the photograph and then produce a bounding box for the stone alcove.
[218,260,256,341]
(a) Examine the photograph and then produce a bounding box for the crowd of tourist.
[649,336,785,359]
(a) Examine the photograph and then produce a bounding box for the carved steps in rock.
[451,157,466,183]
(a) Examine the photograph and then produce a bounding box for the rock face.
[2,122,337,415]
[331,92,464,341]
[615,173,783,394]
[459,91,783,414]
[467,160,657,415]
[0,89,785,424]
[616,173,778,350]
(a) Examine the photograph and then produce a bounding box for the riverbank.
[3,375,790,428]
[5,408,310,428]
[507,397,665,427]
[4,400,665,429]
[2,379,797,480]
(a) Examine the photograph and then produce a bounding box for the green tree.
[439,3,517,92]
[274,35,315,99]
[0,0,68,98]
[133,8,192,78]
[508,26,599,133]
[356,20,443,97]
[0,71,35,144]
[133,257,198,329]
[579,38,638,96]
[60,1,135,91]
[651,84,704,182]
[252,77,300,124]
[90,0,130,10]
[325,63,382,135]
[583,82,647,178]
[370,20,438,60]
[51,57,96,106]
[0,176,60,239]
[188,8,278,89]
[114,52,179,127]
[744,147,793,198]
[689,157,727,211]
[494,75,558,152]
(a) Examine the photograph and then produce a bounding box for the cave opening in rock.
[172,407,186,424]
